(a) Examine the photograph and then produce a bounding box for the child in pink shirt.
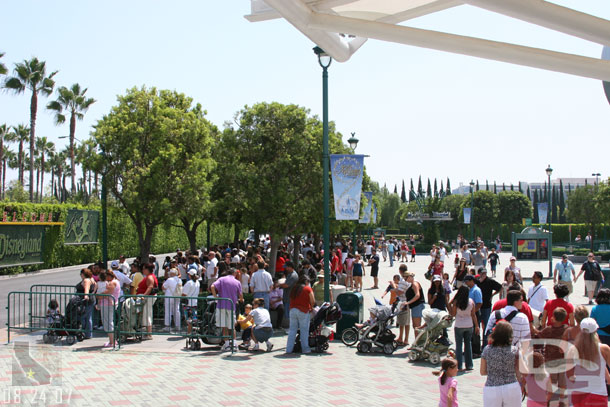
[433,357,459,407]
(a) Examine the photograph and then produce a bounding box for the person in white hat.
[566,317,610,406]
[111,260,131,296]
[162,268,182,332]
[182,269,200,335]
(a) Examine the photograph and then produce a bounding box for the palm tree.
[2,149,16,199]
[0,124,8,195]
[47,83,95,195]
[0,52,7,75]
[3,57,57,201]
[36,137,54,202]
[10,124,29,186]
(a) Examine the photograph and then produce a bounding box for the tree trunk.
[62,173,66,202]
[29,90,37,202]
[94,172,98,197]
[82,163,87,201]
[0,138,3,200]
[88,170,92,196]
[35,167,40,202]
[70,112,76,195]
[268,237,280,277]
[181,217,203,253]
[2,159,5,199]
[292,236,300,265]
[233,224,240,245]
[136,221,155,263]
[40,155,45,202]
[18,140,23,186]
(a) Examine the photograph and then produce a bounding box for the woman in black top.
[428,276,447,311]
[453,258,469,289]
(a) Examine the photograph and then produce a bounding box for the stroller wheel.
[407,350,419,361]
[341,328,359,347]
[383,343,395,355]
[43,334,50,344]
[66,336,77,346]
[428,352,441,365]
[357,341,371,353]
[77,332,85,342]
[52,333,60,343]
[193,340,201,351]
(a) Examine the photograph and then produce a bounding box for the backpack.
[490,309,519,332]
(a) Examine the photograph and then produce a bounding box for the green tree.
[10,124,29,185]
[461,190,499,236]
[445,177,451,195]
[400,180,406,203]
[47,83,96,195]
[426,178,432,197]
[559,180,566,223]
[409,178,415,201]
[532,189,539,223]
[566,185,601,250]
[1,148,15,198]
[417,175,423,196]
[433,178,438,197]
[0,52,7,75]
[93,86,217,260]
[497,191,532,224]
[381,193,401,228]
[440,193,466,230]
[35,136,54,201]
[0,124,8,197]
[3,57,57,201]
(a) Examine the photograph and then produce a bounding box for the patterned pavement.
[0,251,593,406]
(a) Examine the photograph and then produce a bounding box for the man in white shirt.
[485,290,531,346]
[527,271,549,328]
[438,243,447,263]
[205,251,219,287]
[118,255,130,277]
[249,261,273,310]
[110,260,131,297]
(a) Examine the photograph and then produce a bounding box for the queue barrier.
[29,284,76,329]
[116,294,236,354]
[7,291,118,347]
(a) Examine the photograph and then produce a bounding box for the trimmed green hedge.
[0,202,236,275]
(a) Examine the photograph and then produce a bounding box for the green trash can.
[336,292,364,336]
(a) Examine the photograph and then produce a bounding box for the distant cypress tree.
[418,176,423,196]
[476,180,480,191]
[518,182,523,194]
[409,178,415,201]
[510,184,514,191]
[485,180,489,191]
[552,185,559,223]
[400,180,407,203]
[526,185,531,199]
[585,179,588,186]
[493,181,497,194]
[502,183,506,191]
[440,180,444,196]
[426,178,432,198]
[394,184,398,194]
[446,178,451,195]
[542,182,547,202]
[433,179,438,197]
[533,190,539,223]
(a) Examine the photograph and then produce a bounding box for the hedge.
[0,202,237,275]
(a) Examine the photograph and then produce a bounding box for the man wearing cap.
[111,260,131,296]
[182,269,201,335]
[475,268,502,348]
[553,254,575,298]
[392,265,412,346]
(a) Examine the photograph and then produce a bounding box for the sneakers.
[103,342,113,348]
[221,342,233,351]
[250,343,260,351]
[238,342,250,350]
[266,341,274,352]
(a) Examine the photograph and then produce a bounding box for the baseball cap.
[479,268,487,274]
[432,275,442,282]
[187,269,198,276]
[463,275,475,282]
[510,256,517,261]
[111,260,119,269]
[562,254,568,259]
[580,318,599,334]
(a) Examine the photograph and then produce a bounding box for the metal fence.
[29,284,76,329]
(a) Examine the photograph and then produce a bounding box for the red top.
[331,254,342,273]
[542,298,574,326]
[492,298,534,322]
[136,274,158,295]
[276,256,285,273]
[411,247,416,255]
[290,286,313,313]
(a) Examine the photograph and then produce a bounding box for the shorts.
[253,326,273,342]
[370,268,379,278]
[215,308,236,328]
[585,280,598,295]
[490,264,497,272]
[396,302,410,326]
[400,250,407,255]
[141,296,156,327]
[410,303,425,319]
[558,280,573,294]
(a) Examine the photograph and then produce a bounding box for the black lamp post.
[546,165,553,278]
[469,180,475,242]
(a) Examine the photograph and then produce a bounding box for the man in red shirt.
[540,283,574,328]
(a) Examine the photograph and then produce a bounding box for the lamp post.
[469,180,475,242]
[314,46,332,303]
[592,172,601,186]
[348,132,359,255]
[546,165,553,278]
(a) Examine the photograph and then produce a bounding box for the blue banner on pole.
[330,154,365,220]
[373,203,377,224]
[360,192,373,224]
[538,203,548,225]
[463,208,471,224]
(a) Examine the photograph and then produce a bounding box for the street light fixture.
[546,165,553,278]
[347,132,359,151]
[469,180,475,242]
[314,45,332,303]
[592,172,601,185]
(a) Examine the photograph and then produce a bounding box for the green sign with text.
[0,225,44,267]
[64,210,99,245]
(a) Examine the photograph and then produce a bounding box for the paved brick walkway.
[0,252,594,406]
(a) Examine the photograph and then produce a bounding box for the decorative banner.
[330,154,365,220]
[463,208,471,224]
[373,203,377,224]
[64,210,99,245]
[0,225,44,268]
[359,192,373,224]
[537,203,548,225]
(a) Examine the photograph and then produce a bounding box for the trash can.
[335,292,364,336]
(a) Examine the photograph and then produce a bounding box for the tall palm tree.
[47,83,95,195]
[10,124,29,186]
[3,57,57,201]
[2,149,16,199]
[36,137,54,202]
[0,52,7,75]
[0,124,8,194]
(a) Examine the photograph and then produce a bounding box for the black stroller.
[43,296,86,345]
[187,298,224,350]
[293,302,342,353]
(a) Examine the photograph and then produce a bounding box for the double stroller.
[293,302,342,353]
[43,296,86,345]
[118,296,144,344]
[407,309,455,365]
[351,304,399,355]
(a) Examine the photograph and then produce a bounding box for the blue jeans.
[81,302,94,338]
[454,327,473,370]
[286,308,311,353]
[389,253,394,267]
[253,292,270,311]
[480,307,491,349]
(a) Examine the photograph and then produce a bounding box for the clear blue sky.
[1,0,609,193]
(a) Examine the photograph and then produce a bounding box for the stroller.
[354,305,399,355]
[188,298,223,350]
[118,296,144,344]
[43,296,86,345]
[293,302,342,353]
[407,309,455,365]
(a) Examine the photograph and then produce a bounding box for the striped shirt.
[395,278,411,302]
[485,305,531,346]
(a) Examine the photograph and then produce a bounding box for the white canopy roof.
[246,0,610,81]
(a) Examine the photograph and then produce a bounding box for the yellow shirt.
[237,314,253,330]
[131,272,144,290]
